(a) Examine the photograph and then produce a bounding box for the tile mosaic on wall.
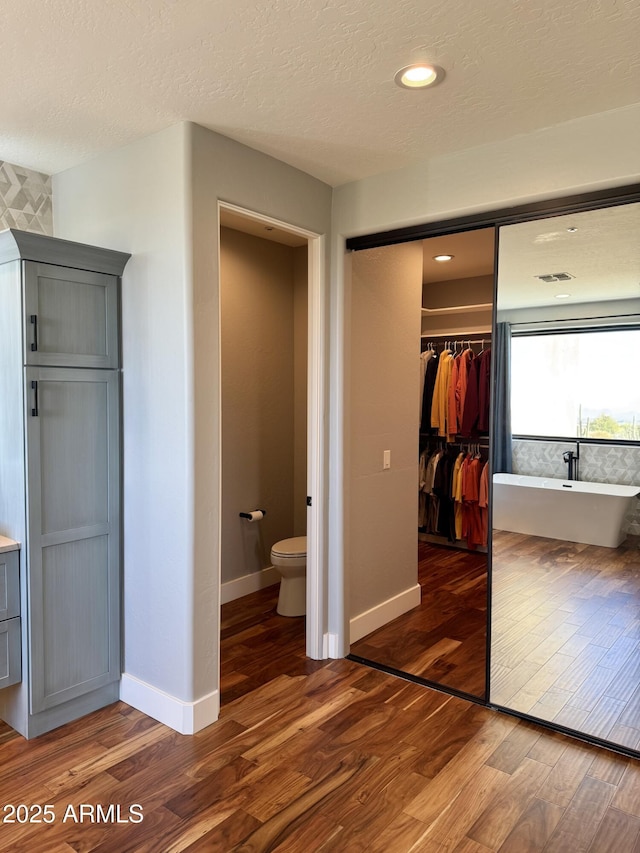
[512,439,640,535]
[0,161,52,236]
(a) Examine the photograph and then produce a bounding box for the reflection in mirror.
[491,200,640,750]
[349,228,495,700]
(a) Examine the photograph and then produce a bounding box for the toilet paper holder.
[239,509,267,521]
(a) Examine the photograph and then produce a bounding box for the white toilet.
[270,536,307,617]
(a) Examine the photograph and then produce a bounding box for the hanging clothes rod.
[420,336,491,344]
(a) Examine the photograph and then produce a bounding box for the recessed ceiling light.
[395,64,445,90]
[567,227,578,233]
[555,293,571,299]
[433,254,454,262]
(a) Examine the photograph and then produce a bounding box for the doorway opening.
[347,227,495,702]
[217,203,325,703]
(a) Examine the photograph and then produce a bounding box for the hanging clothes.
[479,460,490,546]
[420,351,439,433]
[431,349,453,437]
[461,453,484,549]
[420,347,435,413]
[451,450,465,541]
[455,348,474,430]
[447,353,460,441]
[460,347,491,437]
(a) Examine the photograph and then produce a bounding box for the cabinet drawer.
[0,550,20,621]
[0,618,21,689]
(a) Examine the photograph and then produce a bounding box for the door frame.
[217,201,327,660]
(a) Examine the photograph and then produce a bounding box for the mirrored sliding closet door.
[490,199,640,751]
[348,228,495,701]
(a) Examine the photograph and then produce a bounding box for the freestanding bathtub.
[493,473,640,548]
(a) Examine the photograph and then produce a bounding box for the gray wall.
[220,227,307,585]
[0,161,52,235]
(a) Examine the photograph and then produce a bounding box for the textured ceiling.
[498,202,640,309]
[2,0,640,185]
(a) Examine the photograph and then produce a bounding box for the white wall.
[333,104,640,238]
[54,122,332,732]
[53,124,196,727]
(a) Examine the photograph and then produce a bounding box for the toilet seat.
[271,536,307,559]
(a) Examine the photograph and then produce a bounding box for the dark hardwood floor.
[350,541,488,697]
[0,578,639,850]
[492,531,640,748]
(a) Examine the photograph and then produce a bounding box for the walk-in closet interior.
[347,184,640,759]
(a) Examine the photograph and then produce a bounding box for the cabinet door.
[25,367,120,713]
[0,550,20,621]
[0,618,21,689]
[23,262,119,368]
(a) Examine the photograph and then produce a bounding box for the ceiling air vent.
[534,272,575,283]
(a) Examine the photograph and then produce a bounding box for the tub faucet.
[563,449,579,481]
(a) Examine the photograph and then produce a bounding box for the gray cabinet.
[0,229,129,737]
[26,368,120,713]
[24,263,119,369]
[0,548,21,690]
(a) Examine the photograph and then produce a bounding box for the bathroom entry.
[218,205,323,702]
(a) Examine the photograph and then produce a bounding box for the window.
[511,328,640,440]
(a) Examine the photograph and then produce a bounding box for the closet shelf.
[421,326,492,337]
[421,303,492,315]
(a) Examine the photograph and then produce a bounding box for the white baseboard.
[220,566,279,604]
[324,632,343,659]
[349,584,421,644]
[120,673,220,735]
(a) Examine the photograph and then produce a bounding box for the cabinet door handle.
[31,380,39,417]
[30,314,38,352]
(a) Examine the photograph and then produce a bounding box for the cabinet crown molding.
[0,228,130,276]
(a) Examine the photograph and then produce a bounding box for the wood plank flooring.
[350,541,487,697]
[220,582,318,705]
[491,530,640,750]
[0,654,639,849]
[0,580,638,850]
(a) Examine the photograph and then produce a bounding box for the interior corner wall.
[189,123,332,697]
[51,124,198,722]
[52,121,332,730]
[219,226,299,585]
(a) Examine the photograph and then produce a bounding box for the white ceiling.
[2,0,640,187]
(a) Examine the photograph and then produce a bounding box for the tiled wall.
[512,439,640,535]
[0,161,53,235]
